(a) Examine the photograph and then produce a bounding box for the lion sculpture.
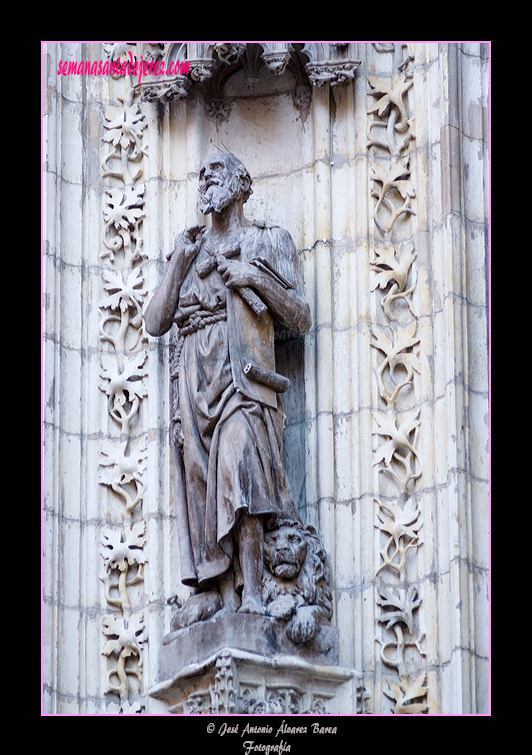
[169,518,333,644]
[262,519,333,644]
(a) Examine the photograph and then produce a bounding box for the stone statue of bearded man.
[145,152,311,629]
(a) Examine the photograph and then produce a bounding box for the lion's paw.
[286,605,319,644]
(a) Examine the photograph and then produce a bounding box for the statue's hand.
[167,224,205,263]
[217,257,258,289]
[182,224,205,264]
[183,224,205,246]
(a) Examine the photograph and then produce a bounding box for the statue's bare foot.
[170,590,222,630]
[238,595,266,615]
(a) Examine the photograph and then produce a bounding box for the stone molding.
[150,647,364,715]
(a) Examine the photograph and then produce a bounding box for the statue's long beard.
[199,184,235,215]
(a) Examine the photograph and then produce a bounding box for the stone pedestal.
[162,613,339,672]
[149,613,363,714]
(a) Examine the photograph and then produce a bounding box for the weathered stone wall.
[42,42,489,714]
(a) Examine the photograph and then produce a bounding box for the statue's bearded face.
[198,154,251,215]
[264,525,308,580]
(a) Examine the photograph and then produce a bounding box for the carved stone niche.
[134,42,361,121]
[149,614,363,714]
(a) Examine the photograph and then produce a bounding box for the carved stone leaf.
[375,497,423,576]
[372,322,421,406]
[375,498,423,547]
[393,320,419,352]
[376,584,421,634]
[372,409,420,466]
[371,242,416,292]
[102,612,146,657]
[101,522,147,572]
[371,328,393,357]
[99,350,148,403]
[103,104,146,150]
[368,77,397,117]
[388,322,421,373]
[103,185,145,231]
[394,177,416,201]
[370,162,390,191]
[367,75,413,133]
[99,438,147,485]
[384,672,428,714]
[371,161,414,206]
[101,268,147,312]
[371,245,400,291]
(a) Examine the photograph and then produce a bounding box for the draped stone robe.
[171,221,307,589]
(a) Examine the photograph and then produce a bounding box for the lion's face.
[264,525,308,580]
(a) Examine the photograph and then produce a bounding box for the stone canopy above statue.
[132,42,361,116]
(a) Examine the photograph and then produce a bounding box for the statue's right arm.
[145,226,204,337]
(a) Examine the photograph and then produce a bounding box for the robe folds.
[172,222,305,589]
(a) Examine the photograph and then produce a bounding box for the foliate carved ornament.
[367,44,428,714]
[371,322,421,409]
[260,43,294,76]
[213,43,247,65]
[301,42,361,86]
[238,684,329,715]
[367,71,416,237]
[102,612,146,699]
[374,499,423,578]
[370,242,417,320]
[99,44,149,714]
